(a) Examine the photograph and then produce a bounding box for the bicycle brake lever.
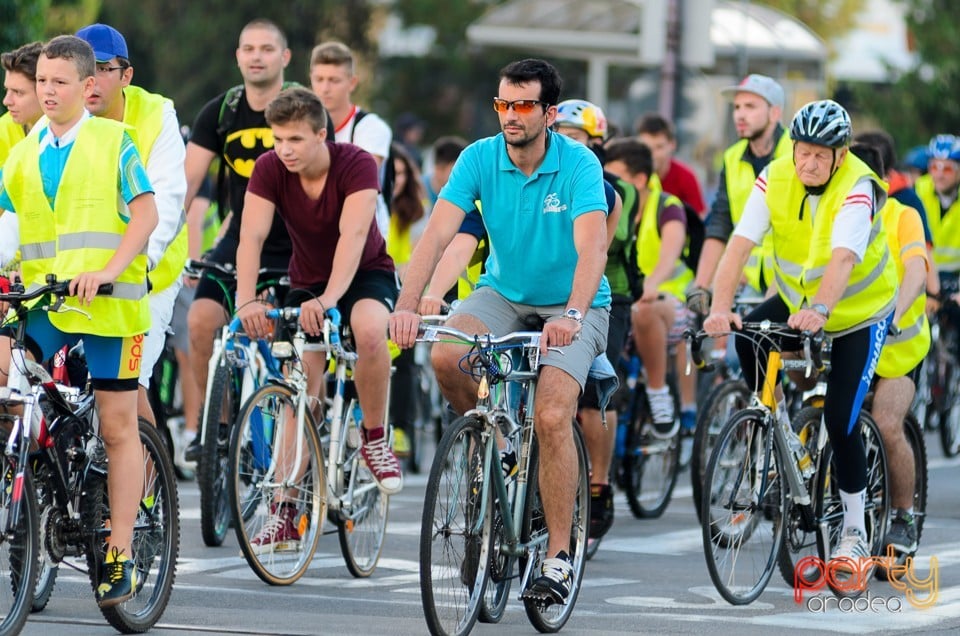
[44,303,92,320]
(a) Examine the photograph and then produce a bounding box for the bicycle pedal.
[520,588,564,607]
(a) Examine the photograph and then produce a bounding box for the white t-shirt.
[734,166,876,262]
[335,107,392,237]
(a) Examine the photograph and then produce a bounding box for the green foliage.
[854,0,960,151]
[761,0,866,45]
[97,0,374,129]
[0,0,48,52]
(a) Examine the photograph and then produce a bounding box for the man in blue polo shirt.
[389,58,609,607]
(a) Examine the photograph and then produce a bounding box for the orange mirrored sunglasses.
[492,98,547,114]
[929,159,958,175]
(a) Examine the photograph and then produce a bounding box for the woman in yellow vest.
[704,100,899,589]
[385,142,425,460]
[0,36,158,607]
[849,142,929,564]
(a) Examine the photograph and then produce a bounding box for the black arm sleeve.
[704,165,735,242]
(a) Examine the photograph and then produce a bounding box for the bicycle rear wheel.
[478,497,511,624]
[230,383,325,586]
[691,379,750,522]
[701,409,784,605]
[521,423,589,633]
[85,420,180,633]
[777,406,823,586]
[939,362,960,457]
[420,415,491,636]
[336,403,389,578]
[198,362,238,547]
[0,454,39,636]
[622,387,681,519]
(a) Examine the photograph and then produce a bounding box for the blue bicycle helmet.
[790,100,852,148]
[927,134,960,161]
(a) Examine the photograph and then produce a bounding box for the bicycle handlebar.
[0,277,113,305]
[684,321,826,376]
[417,323,542,349]
[184,258,288,281]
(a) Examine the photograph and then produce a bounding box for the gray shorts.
[452,286,610,391]
[169,283,196,353]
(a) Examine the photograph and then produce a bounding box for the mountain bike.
[417,322,590,636]
[689,323,889,605]
[229,307,390,584]
[0,276,178,633]
[187,259,288,547]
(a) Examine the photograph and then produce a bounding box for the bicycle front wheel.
[230,383,326,586]
[701,409,784,605]
[777,406,823,587]
[0,455,39,636]
[198,362,238,547]
[420,415,491,636]
[336,411,389,577]
[691,379,750,521]
[521,422,589,633]
[85,420,180,633]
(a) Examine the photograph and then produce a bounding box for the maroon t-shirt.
[660,158,706,217]
[247,141,394,288]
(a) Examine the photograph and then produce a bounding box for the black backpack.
[351,109,396,206]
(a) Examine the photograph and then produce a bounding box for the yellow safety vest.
[386,213,414,269]
[876,200,931,377]
[0,112,26,166]
[765,153,898,333]
[2,117,150,336]
[122,85,187,293]
[723,130,792,292]
[635,187,693,302]
[915,174,960,272]
[457,201,485,300]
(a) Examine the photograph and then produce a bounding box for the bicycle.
[0,276,179,633]
[186,258,288,547]
[688,322,889,605]
[416,321,590,636]
[229,306,390,584]
[924,308,960,456]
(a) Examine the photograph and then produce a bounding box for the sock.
[840,488,866,537]
[646,385,669,398]
[681,403,696,414]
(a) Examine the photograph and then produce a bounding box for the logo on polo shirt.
[543,193,567,214]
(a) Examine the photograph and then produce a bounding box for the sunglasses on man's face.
[492,98,547,115]
[929,159,958,175]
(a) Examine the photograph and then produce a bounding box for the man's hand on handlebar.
[389,308,422,350]
[69,270,115,306]
[703,310,742,336]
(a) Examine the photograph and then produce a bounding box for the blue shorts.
[12,311,143,391]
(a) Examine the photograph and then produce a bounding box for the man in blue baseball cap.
[75,23,193,484]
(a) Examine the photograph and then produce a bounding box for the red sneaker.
[360,428,403,495]
[250,502,301,555]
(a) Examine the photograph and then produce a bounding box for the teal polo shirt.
[439,130,611,308]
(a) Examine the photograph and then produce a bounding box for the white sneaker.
[831,527,870,570]
[645,389,678,439]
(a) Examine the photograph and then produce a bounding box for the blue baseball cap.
[75,23,128,62]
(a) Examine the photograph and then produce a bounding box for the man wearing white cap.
[75,23,187,441]
[688,74,790,312]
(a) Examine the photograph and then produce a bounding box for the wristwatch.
[564,308,583,324]
[810,303,830,319]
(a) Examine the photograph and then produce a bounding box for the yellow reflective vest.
[2,117,150,336]
[723,130,792,292]
[0,112,26,167]
[122,85,187,293]
[635,185,693,302]
[876,200,931,378]
[765,153,898,333]
[915,174,960,272]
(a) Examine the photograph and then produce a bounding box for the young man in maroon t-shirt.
[635,113,706,217]
[236,87,401,551]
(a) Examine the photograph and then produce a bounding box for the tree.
[761,0,866,50]
[0,0,48,53]
[853,0,960,150]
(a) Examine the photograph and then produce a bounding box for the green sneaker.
[97,547,137,608]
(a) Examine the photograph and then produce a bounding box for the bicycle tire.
[777,406,824,587]
[521,422,589,633]
[939,362,960,457]
[30,462,57,613]
[85,420,180,633]
[478,500,511,624]
[1,455,40,636]
[623,388,681,519]
[690,379,750,522]
[420,415,491,636]
[230,383,325,586]
[198,362,237,547]
[815,411,889,596]
[336,402,389,578]
[701,408,785,605]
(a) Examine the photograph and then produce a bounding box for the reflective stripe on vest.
[123,85,187,292]
[2,117,149,336]
[765,152,898,333]
[635,187,692,301]
[877,199,931,377]
[916,174,960,272]
[724,130,791,292]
